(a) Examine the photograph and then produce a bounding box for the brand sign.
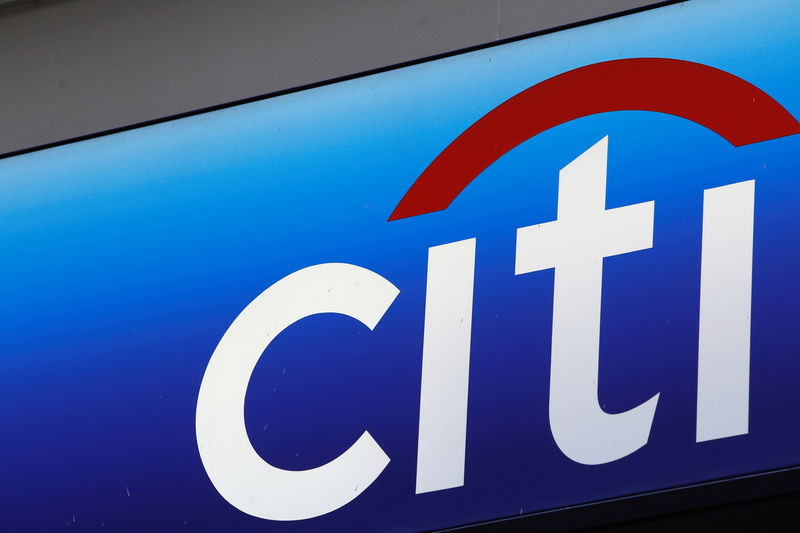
[2,0,799,530]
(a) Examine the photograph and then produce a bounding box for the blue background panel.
[1,0,800,530]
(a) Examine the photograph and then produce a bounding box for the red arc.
[389,58,800,221]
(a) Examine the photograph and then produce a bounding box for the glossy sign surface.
[2,0,800,530]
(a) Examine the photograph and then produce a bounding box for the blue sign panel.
[2,0,800,530]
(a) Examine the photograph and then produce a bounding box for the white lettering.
[195,263,399,521]
[416,238,476,493]
[515,136,659,465]
[696,180,754,442]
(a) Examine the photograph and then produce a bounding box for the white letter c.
[196,263,399,521]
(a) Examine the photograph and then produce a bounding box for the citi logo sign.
[196,59,800,521]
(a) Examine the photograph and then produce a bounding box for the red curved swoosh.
[389,58,800,221]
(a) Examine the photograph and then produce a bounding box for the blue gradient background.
[2,0,800,530]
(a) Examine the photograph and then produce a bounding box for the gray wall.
[0,0,663,155]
